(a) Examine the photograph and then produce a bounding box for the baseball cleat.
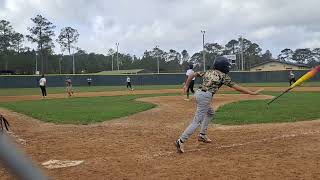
[174,139,184,153]
[198,135,212,143]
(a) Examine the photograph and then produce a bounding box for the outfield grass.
[215,92,320,125]
[0,94,176,124]
[1,91,319,125]
[0,82,319,96]
[0,85,182,96]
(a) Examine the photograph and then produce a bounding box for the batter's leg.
[199,107,214,142]
[179,91,212,142]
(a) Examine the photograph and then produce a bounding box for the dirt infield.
[0,90,320,179]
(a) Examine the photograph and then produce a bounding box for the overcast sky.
[1,0,320,57]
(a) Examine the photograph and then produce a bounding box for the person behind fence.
[174,56,264,153]
[185,64,195,101]
[289,70,296,86]
[126,76,133,90]
[39,74,47,99]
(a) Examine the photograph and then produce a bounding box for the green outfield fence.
[0,70,319,88]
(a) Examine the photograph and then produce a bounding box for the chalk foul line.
[153,130,320,157]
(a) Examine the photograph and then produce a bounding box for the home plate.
[42,160,84,169]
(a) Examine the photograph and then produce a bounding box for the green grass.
[1,91,319,125]
[215,92,320,125]
[0,94,175,124]
[0,85,182,96]
[1,82,320,96]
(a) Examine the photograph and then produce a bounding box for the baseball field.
[1,83,320,179]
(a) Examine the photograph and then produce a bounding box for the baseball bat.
[267,66,320,105]
[267,88,291,105]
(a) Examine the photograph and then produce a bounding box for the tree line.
[1,15,320,75]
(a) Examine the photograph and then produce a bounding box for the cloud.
[0,0,320,56]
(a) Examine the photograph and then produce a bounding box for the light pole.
[155,45,160,74]
[34,50,38,74]
[240,36,244,71]
[201,30,206,71]
[59,56,62,74]
[108,48,115,71]
[116,43,119,71]
[111,54,114,71]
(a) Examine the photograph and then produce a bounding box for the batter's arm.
[231,84,263,95]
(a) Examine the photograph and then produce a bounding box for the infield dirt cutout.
[0,89,320,180]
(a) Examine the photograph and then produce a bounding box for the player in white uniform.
[39,75,47,98]
[185,64,195,101]
[126,76,134,90]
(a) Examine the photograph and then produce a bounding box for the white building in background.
[250,60,310,71]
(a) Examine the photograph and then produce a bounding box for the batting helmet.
[213,56,232,74]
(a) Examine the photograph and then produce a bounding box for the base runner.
[174,56,263,153]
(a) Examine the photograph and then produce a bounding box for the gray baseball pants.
[180,90,214,142]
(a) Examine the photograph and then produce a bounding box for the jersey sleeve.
[223,74,235,87]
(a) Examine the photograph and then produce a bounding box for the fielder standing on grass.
[126,76,134,90]
[175,56,264,153]
[185,64,195,101]
[87,77,92,86]
[289,70,296,86]
[65,77,74,97]
[39,74,47,99]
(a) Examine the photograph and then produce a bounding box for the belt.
[198,88,207,92]
[199,88,214,96]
